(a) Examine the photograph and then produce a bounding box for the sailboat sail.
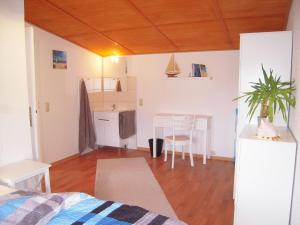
[165,54,180,76]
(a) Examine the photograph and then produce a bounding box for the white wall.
[128,51,239,158]
[0,0,33,166]
[31,26,101,163]
[287,1,300,224]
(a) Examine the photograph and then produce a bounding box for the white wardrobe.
[237,31,292,136]
[234,31,297,225]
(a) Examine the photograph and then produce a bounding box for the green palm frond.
[233,64,296,122]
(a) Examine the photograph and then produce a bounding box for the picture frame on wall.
[192,63,201,77]
[192,63,207,77]
[200,64,207,77]
[52,50,67,69]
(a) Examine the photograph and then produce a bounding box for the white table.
[153,113,212,164]
[0,159,51,193]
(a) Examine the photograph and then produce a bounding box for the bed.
[0,187,186,225]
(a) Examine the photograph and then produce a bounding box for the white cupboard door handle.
[98,119,109,121]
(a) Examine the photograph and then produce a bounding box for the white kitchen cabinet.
[94,112,120,147]
[234,125,297,225]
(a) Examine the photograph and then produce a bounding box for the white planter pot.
[256,117,278,139]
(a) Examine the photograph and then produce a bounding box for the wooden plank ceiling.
[25,0,291,56]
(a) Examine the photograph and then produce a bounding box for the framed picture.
[200,64,207,77]
[192,63,207,77]
[192,63,201,77]
[52,50,67,69]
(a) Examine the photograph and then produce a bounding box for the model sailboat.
[165,54,180,77]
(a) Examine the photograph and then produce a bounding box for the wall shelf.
[164,76,213,80]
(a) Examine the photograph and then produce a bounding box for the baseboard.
[137,147,233,162]
[80,147,94,155]
[51,148,233,166]
[51,153,80,166]
[210,155,233,162]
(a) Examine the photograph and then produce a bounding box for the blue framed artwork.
[52,50,67,69]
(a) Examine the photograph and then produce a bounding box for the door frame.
[25,25,41,161]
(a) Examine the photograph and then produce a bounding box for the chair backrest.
[171,115,195,132]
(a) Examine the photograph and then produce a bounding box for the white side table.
[0,159,51,193]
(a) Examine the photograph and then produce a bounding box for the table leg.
[207,129,211,159]
[203,130,207,164]
[44,169,51,193]
[153,124,157,158]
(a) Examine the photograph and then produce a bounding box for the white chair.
[164,115,195,169]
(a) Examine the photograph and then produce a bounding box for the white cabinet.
[234,125,297,225]
[237,31,292,136]
[94,112,120,147]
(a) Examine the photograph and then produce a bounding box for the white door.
[25,26,40,161]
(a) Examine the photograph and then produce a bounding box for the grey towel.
[79,80,96,153]
[119,110,136,139]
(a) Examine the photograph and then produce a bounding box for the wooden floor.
[50,149,234,225]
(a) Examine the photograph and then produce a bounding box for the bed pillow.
[0,191,81,225]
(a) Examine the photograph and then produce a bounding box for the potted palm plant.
[235,65,296,139]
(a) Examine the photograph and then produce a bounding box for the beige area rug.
[95,157,177,219]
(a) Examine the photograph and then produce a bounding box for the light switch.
[45,102,50,112]
[139,98,143,106]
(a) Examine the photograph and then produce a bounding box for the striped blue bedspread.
[0,191,186,225]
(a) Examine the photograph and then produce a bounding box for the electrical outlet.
[139,98,143,106]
